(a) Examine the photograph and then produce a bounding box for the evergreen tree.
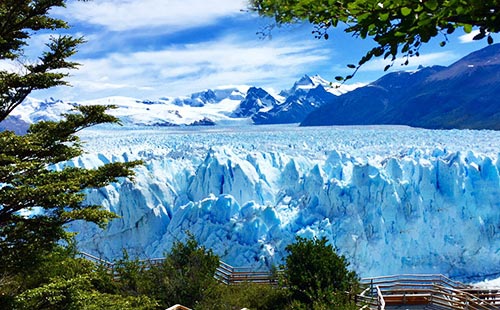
[0,0,140,283]
[0,0,84,121]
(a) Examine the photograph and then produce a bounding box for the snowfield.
[68,124,500,282]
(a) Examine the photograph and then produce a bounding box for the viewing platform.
[358,274,500,310]
[78,253,499,309]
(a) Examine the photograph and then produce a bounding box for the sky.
[24,0,500,101]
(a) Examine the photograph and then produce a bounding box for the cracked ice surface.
[68,124,500,281]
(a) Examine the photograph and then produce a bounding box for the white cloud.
[358,51,458,72]
[58,0,248,31]
[35,36,331,100]
[458,30,481,43]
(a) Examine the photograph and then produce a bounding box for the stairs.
[358,274,500,310]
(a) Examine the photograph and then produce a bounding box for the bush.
[5,245,157,310]
[195,282,290,310]
[112,233,220,309]
[282,236,360,308]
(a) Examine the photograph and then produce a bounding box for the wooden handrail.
[376,286,385,310]
[433,284,499,310]
[78,254,499,309]
[361,273,469,290]
[78,252,276,285]
[359,274,500,310]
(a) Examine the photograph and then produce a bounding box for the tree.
[250,0,500,80]
[0,0,85,122]
[282,236,359,308]
[0,0,141,282]
[8,244,158,310]
[0,106,141,274]
[112,234,220,309]
[150,234,220,308]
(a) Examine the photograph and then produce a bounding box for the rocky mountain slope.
[301,44,500,130]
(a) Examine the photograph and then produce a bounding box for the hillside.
[301,44,500,130]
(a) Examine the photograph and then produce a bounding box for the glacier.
[67,124,500,281]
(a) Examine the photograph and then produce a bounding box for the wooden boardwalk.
[79,253,500,309]
[358,274,500,310]
[78,252,276,285]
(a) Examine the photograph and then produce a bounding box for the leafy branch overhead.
[250,0,500,81]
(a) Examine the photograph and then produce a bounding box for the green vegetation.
[250,0,500,80]
[282,237,360,309]
[111,234,220,309]
[2,232,360,309]
[0,0,140,276]
[198,236,360,310]
[2,244,158,309]
[0,0,141,307]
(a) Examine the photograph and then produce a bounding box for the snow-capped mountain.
[231,87,277,118]
[68,125,500,281]
[253,76,337,124]
[302,44,500,129]
[0,98,78,133]
[0,75,361,131]
[251,74,365,125]
[169,87,246,107]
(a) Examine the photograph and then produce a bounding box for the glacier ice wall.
[69,125,500,280]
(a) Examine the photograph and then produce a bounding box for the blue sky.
[26,0,499,100]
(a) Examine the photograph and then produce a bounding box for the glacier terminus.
[64,124,500,282]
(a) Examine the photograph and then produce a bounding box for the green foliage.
[1,235,362,310]
[195,282,290,310]
[147,234,220,308]
[282,236,359,307]
[250,0,500,80]
[0,105,141,276]
[110,234,220,309]
[13,275,156,310]
[0,245,157,310]
[0,1,86,121]
[0,0,141,298]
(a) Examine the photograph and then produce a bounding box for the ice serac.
[70,126,500,281]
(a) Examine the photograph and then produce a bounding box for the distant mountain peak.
[295,74,314,85]
[292,74,330,91]
[302,43,500,130]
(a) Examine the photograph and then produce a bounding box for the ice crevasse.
[67,132,500,281]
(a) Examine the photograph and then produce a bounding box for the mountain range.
[302,44,500,129]
[2,44,500,131]
[0,74,358,133]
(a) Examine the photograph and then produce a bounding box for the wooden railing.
[78,254,500,309]
[77,251,115,270]
[77,252,276,285]
[215,260,277,284]
[376,286,385,310]
[358,274,500,310]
